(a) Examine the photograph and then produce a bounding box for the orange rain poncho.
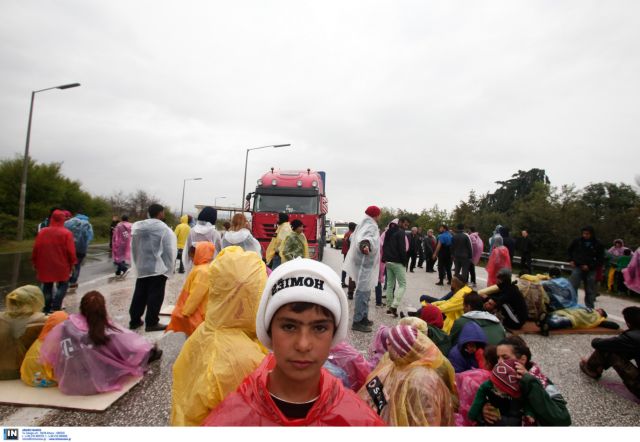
[166,242,215,336]
[432,286,473,334]
[358,322,458,426]
[171,246,268,426]
[20,311,68,387]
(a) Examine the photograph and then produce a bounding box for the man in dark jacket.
[499,226,516,266]
[580,306,640,400]
[451,223,473,283]
[407,227,420,272]
[484,268,529,330]
[517,229,534,276]
[382,217,409,318]
[424,229,437,273]
[568,226,605,308]
[341,222,356,289]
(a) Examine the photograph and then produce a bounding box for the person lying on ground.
[40,291,161,395]
[448,322,488,373]
[203,258,385,426]
[580,306,640,400]
[430,277,474,334]
[449,292,506,347]
[21,311,68,387]
[540,266,578,310]
[542,306,618,335]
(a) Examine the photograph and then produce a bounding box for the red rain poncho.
[203,353,385,426]
[32,210,76,283]
[486,246,511,286]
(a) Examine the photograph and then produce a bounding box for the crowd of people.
[1,203,639,426]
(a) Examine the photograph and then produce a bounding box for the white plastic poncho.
[343,215,380,291]
[182,222,223,271]
[221,229,262,255]
[131,219,177,278]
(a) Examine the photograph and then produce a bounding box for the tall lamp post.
[180,177,202,216]
[241,144,291,211]
[16,82,81,241]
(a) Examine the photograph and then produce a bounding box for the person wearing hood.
[448,322,488,373]
[541,267,578,310]
[401,313,451,361]
[606,239,630,291]
[468,227,484,287]
[112,215,132,279]
[32,209,77,313]
[128,204,177,332]
[171,247,269,425]
[0,285,46,380]
[64,212,94,290]
[568,226,605,309]
[282,219,309,262]
[202,258,385,426]
[381,217,410,319]
[498,227,516,266]
[174,215,191,274]
[182,207,222,272]
[21,311,68,387]
[450,292,506,347]
[166,242,216,336]
[344,206,382,333]
[486,235,511,287]
[484,269,529,331]
[221,213,262,255]
[265,213,292,270]
[358,323,457,426]
[488,225,502,252]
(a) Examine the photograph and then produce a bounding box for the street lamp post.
[214,196,226,207]
[180,177,202,216]
[241,144,291,211]
[16,82,81,241]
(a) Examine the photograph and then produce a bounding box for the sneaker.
[435,281,444,286]
[386,307,398,318]
[347,294,354,300]
[145,323,167,332]
[363,318,373,326]
[148,347,163,363]
[341,283,348,288]
[351,321,372,333]
[129,321,144,330]
[375,303,383,307]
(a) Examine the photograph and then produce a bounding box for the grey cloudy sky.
[1,0,639,222]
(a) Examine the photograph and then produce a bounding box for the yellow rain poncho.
[358,323,457,426]
[432,286,473,334]
[171,246,268,426]
[174,215,191,249]
[0,285,46,380]
[265,221,291,264]
[20,311,68,387]
[554,307,606,329]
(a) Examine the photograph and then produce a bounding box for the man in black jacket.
[382,217,409,318]
[499,226,516,265]
[517,229,534,276]
[483,268,529,330]
[451,223,473,283]
[580,306,640,400]
[407,227,420,272]
[568,226,605,309]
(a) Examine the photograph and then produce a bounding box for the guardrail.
[480,252,570,273]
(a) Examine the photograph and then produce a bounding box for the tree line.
[378,169,640,262]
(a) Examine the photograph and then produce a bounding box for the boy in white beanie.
[203,258,385,426]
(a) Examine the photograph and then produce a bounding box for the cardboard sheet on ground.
[0,376,142,411]
[508,321,622,336]
[159,305,174,316]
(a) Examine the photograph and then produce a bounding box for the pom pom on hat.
[365,206,381,218]
[256,258,348,349]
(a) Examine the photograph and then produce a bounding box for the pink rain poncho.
[623,247,640,293]
[454,369,491,426]
[328,342,371,392]
[112,221,132,264]
[40,314,153,395]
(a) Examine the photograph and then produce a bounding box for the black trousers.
[453,257,470,283]
[408,253,417,272]
[520,252,532,275]
[586,349,640,399]
[129,275,167,327]
[426,255,436,272]
[437,253,452,283]
[469,263,476,284]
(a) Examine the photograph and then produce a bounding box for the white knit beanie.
[256,258,348,349]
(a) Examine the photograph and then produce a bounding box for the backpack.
[517,279,549,320]
[65,218,92,253]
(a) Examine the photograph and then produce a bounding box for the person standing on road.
[109,215,119,250]
[221,213,262,255]
[183,207,222,272]
[517,230,534,276]
[112,215,132,278]
[568,226,604,309]
[498,227,516,266]
[128,204,177,332]
[341,222,356,288]
[265,213,291,270]
[64,211,94,290]
[32,210,76,313]
[282,219,309,262]
[469,227,484,287]
[416,227,426,268]
[344,206,382,333]
[407,227,420,273]
[382,217,409,318]
[451,223,473,283]
[433,224,453,286]
[424,229,437,273]
[174,215,191,274]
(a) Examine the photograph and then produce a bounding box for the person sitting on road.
[478,336,571,426]
[430,277,474,334]
[0,286,46,380]
[454,345,496,426]
[20,311,68,387]
[580,306,640,400]
[203,258,385,426]
[486,235,511,287]
[166,242,216,337]
[483,269,528,331]
[449,292,506,348]
[220,213,262,255]
[171,246,268,426]
[399,315,451,362]
[358,323,458,426]
[40,291,161,395]
[282,219,309,262]
[447,322,488,373]
[541,266,578,310]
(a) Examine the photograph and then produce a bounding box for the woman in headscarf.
[40,291,160,395]
[171,246,268,426]
[486,235,511,287]
[21,311,68,387]
[358,323,457,426]
[0,286,46,380]
[166,242,216,336]
[221,213,262,255]
[182,206,222,271]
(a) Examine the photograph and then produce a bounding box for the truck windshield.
[336,227,348,235]
[254,194,318,214]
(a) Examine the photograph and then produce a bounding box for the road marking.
[0,406,51,426]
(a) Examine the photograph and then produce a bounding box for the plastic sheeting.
[265,222,292,265]
[343,216,381,291]
[21,311,68,387]
[432,286,473,334]
[486,246,511,286]
[171,246,268,426]
[328,342,371,392]
[454,368,491,426]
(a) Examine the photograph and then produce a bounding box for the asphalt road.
[1,246,639,426]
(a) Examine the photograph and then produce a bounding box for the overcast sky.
[1,0,639,222]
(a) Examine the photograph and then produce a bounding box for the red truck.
[245,168,328,261]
